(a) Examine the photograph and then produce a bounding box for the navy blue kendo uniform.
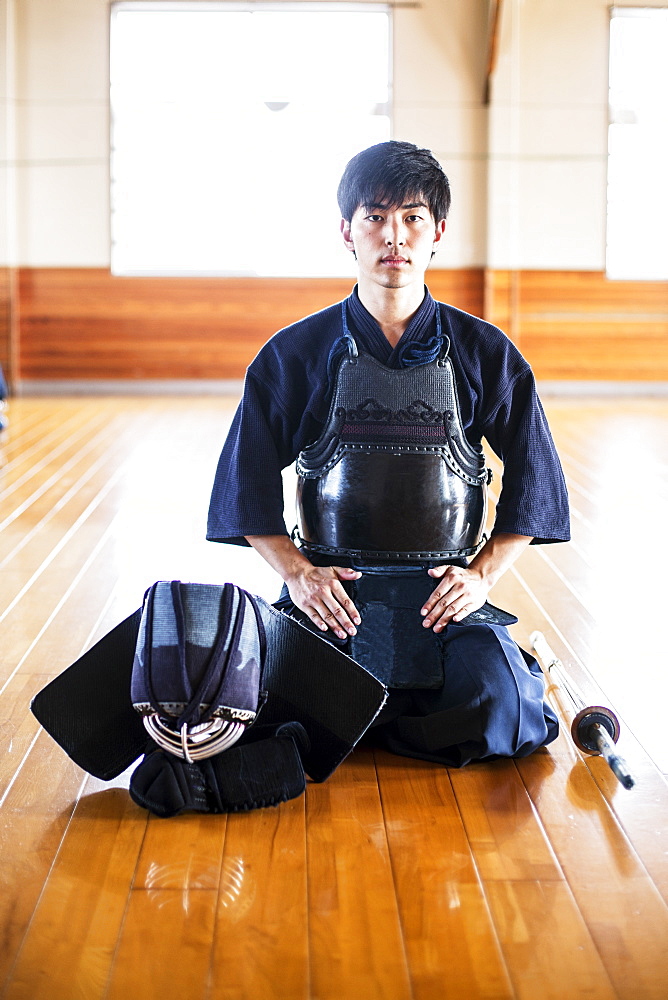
[207,287,570,767]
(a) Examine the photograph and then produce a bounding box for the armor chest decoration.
[295,309,491,564]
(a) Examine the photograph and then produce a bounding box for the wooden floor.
[1,394,667,1000]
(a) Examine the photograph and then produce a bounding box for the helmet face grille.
[143,713,247,763]
[132,581,267,764]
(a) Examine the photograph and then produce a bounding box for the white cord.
[143,714,247,761]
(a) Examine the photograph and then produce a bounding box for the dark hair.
[337,141,451,223]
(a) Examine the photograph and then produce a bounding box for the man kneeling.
[207,141,570,766]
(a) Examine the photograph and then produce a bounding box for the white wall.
[487,0,668,270]
[3,0,667,270]
[393,0,489,267]
[487,0,609,269]
[10,0,110,266]
[0,0,16,265]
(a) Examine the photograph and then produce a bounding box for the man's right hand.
[245,535,362,640]
[285,563,362,639]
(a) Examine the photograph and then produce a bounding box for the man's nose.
[384,220,405,246]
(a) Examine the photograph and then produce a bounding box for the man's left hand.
[420,533,534,632]
[420,564,488,631]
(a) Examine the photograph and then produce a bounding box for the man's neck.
[356,280,426,348]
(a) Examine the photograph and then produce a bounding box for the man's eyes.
[364,214,424,223]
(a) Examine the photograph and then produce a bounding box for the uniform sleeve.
[206,373,296,545]
[483,370,570,544]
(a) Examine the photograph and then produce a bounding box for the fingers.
[451,604,474,623]
[421,596,462,632]
[422,598,472,631]
[308,589,360,639]
[421,566,457,618]
[295,567,361,640]
[421,566,485,632]
[334,567,362,580]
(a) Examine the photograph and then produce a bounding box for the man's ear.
[341,218,355,253]
[432,218,447,252]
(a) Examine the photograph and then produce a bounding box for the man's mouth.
[381,255,408,267]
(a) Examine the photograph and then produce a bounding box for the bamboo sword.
[530,631,636,790]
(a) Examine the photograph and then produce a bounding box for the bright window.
[110,2,391,277]
[607,7,668,279]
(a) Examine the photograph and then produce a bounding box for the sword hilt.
[530,631,636,791]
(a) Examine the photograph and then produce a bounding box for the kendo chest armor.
[295,323,491,563]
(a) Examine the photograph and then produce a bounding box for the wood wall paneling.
[15,267,668,384]
[16,268,484,382]
[17,269,347,381]
[520,270,668,380]
[0,267,12,389]
[484,267,516,342]
[486,269,668,382]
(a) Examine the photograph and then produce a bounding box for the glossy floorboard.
[0,395,667,1000]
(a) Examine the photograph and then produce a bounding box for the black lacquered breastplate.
[295,317,490,564]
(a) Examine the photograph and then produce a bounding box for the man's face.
[340,200,446,291]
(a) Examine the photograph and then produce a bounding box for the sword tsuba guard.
[571,705,620,754]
